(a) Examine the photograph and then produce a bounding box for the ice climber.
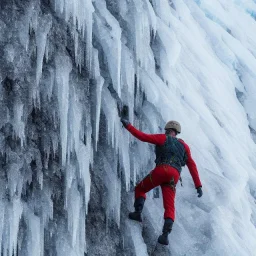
[120,107,203,246]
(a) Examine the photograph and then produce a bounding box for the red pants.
[135,165,180,221]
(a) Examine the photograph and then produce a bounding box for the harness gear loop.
[179,176,183,187]
[163,176,176,192]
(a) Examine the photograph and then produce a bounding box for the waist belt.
[156,162,172,166]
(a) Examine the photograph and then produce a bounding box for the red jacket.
[126,124,202,188]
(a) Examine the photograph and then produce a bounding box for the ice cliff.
[1,0,256,255]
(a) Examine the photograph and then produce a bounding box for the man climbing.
[120,107,203,246]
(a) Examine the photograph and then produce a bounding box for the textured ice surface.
[1,0,256,255]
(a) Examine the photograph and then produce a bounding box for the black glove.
[197,187,203,198]
[120,105,130,128]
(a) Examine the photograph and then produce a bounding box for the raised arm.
[126,124,166,145]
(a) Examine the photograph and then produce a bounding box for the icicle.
[51,132,59,158]
[25,209,41,256]
[54,0,94,69]
[101,86,131,190]
[7,163,21,198]
[68,86,82,157]
[55,54,72,166]
[35,14,52,87]
[79,209,86,253]
[67,181,81,247]
[0,200,5,256]
[73,31,80,68]
[18,2,35,51]
[45,38,49,63]
[92,48,104,150]
[3,199,23,256]
[145,0,157,36]
[83,0,94,69]
[41,185,53,225]
[12,101,25,147]
[121,46,135,124]
[93,0,122,96]
[40,223,44,256]
[132,0,152,69]
[77,139,92,214]
[103,155,121,226]
[67,83,92,213]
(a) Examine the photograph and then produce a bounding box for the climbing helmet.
[164,120,181,133]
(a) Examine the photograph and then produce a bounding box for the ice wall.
[1,0,256,255]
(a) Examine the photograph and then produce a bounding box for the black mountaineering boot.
[128,197,145,222]
[158,218,173,245]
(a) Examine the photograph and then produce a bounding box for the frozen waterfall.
[1,0,256,255]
